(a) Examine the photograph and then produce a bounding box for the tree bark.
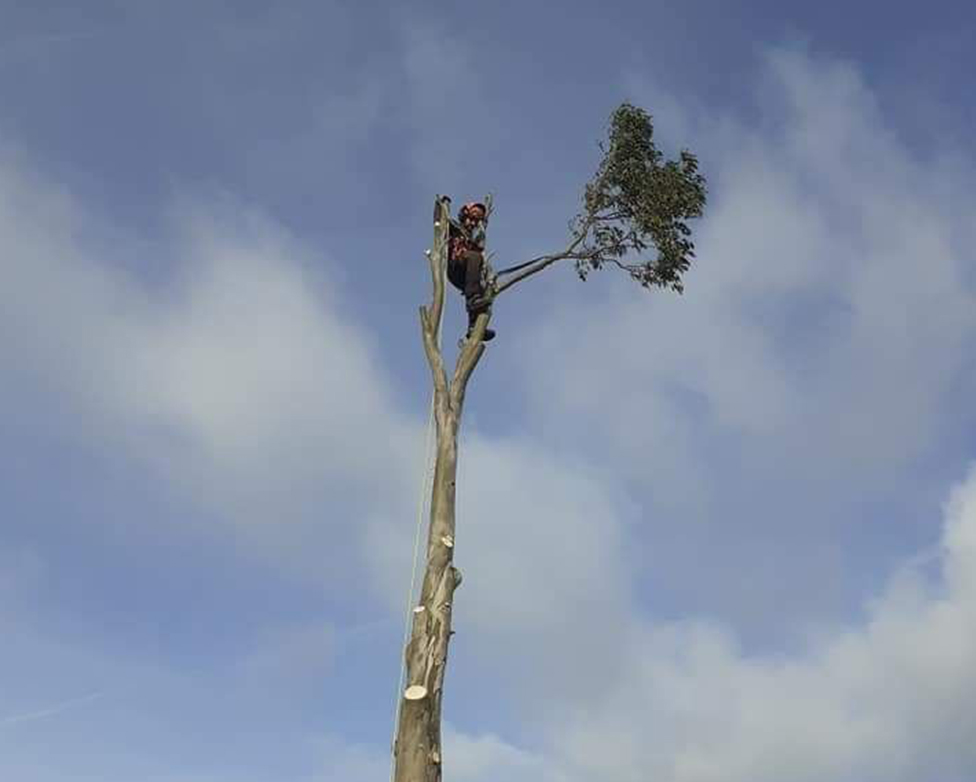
[393,196,490,782]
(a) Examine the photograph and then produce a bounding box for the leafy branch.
[494,102,707,296]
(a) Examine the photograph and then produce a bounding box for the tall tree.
[392,102,707,782]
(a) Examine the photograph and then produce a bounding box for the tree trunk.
[393,196,491,782]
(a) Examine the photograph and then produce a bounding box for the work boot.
[466,293,493,311]
[471,326,496,342]
[466,308,495,342]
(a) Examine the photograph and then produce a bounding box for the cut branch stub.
[404,685,428,701]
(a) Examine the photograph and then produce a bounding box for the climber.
[448,201,496,342]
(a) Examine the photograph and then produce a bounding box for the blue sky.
[2,2,976,781]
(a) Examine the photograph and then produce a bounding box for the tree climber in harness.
[448,201,496,342]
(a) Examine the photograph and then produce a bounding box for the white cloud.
[443,725,570,782]
[323,453,976,782]
[316,736,389,782]
[503,44,976,632]
[395,16,509,193]
[361,465,976,782]
[2,41,975,782]
[533,463,976,782]
[522,46,976,487]
[312,727,569,782]
[0,161,419,585]
[360,46,976,782]
[364,428,637,711]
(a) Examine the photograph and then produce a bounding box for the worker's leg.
[463,250,484,302]
[447,254,467,292]
[462,251,495,342]
[466,308,495,342]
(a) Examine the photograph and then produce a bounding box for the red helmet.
[459,202,486,221]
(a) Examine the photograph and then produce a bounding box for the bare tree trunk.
[393,196,491,782]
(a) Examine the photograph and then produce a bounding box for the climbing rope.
[389,290,444,776]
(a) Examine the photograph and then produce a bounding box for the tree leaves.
[573,103,707,293]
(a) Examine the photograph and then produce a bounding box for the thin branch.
[427,196,451,334]
[493,222,594,296]
[420,306,449,401]
[492,253,567,295]
[418,196,453,406]
[604,257,642,275]
[450,313,489,411]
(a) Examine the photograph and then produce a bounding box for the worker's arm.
[468,221,486,251]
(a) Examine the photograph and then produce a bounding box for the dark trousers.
[454,250,487,309]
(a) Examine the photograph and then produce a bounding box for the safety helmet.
[460,202,487,221]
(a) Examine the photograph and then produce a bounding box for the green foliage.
[572,102,707,293]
